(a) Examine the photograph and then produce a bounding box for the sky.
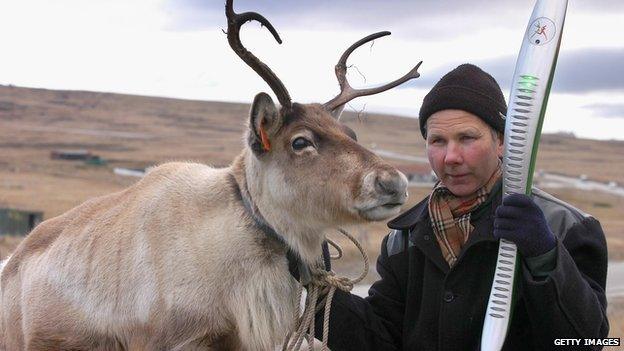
[0,0,623,140]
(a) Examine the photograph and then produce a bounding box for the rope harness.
[282,229,369,351]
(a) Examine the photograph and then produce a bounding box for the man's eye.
[429,138,443,145]
[292,137,313,151]
[461,135,476,141]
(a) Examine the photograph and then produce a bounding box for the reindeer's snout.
[356,167,408,221]
[375,169,408,199]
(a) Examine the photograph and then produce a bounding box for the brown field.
[1,84,623,338]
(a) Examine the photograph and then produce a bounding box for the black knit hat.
[419,64,507,138]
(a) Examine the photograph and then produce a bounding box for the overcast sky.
[1,0,623,140]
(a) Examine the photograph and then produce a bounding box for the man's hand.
[493,194,556,257]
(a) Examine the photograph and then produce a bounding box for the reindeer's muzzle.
[356,168,408,221]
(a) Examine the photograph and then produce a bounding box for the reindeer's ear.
[249,92,281,152]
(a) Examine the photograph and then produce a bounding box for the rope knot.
[312,269,354,292]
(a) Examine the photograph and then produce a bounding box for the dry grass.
[609,298,624,339]
[0,84,623,338]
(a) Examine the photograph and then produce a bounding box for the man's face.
[426,109,503,198]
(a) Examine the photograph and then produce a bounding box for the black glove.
[494,193,556,257]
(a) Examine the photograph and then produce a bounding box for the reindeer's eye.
[292,137,313,151]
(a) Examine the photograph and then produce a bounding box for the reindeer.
[0,1,421,350]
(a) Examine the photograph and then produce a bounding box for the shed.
[50,149,92,160]
[0,208,44,236]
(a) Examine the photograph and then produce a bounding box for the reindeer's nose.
[375,169,408,198]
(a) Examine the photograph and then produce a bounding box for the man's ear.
[249,92,281,152]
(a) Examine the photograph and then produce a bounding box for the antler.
[323,31,422,115]
[225,0,291,108]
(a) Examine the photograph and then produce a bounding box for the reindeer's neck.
[230,151,324,266]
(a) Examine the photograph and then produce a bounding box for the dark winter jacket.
[316,183,609,350]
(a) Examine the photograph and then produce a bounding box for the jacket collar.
[387,196,430,230]
[386,181,503,273]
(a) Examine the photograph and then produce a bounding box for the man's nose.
[444,142,463,165]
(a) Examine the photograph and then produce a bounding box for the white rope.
[282,229,369,350]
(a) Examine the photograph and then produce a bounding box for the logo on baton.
[527,17,556,45]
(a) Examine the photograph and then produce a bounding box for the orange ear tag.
[259,125,271,152]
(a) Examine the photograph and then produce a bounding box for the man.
[315,64,609,350]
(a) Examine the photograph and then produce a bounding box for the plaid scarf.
[428,165,502,267]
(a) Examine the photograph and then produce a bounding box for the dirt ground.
[1,84,623,339]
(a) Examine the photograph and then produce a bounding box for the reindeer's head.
[226,0,420,259]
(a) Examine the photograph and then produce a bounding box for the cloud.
[163,0,624,39]
[550,48,624,93]
[404,48,624,94]
[163,1,523,36]
[582,103,624,118]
